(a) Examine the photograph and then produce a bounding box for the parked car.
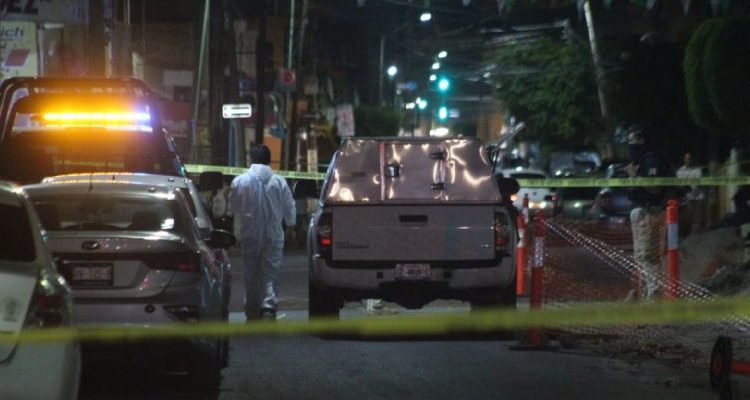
[498,168,556,216]
[0,181,80,400]
[0,77,186,184]
[307,137,517,318]
[23,179,234,385]
[554,187,602,219]
[42,172,232,313]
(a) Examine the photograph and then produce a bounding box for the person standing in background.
[230,145,296,320]
[676,152,705,233]
[626,125,670,299]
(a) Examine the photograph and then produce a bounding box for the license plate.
[395,264,431,280]
[71,263,113,286]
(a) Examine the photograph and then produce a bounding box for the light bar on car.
[40,111,152,131]
[43,112,151,122]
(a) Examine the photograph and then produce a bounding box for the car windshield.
[32,195,181,232]
[0,203,34,261]
[0,129,178,184]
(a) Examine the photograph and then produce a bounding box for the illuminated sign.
[222,103,252,119]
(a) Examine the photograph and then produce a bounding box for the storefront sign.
[0,21,38,78]
[336,104,355,137]
[2,0,88,25]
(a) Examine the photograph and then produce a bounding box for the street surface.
[77,247,714,400]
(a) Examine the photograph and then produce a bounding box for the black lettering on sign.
[3,0,39,14]
[5,0,21,13]
[24,0,38,14]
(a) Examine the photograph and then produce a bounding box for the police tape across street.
[8,296,750,345]
[184,164,750,187]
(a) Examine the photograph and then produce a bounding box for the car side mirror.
[495,176,520,195]
[198,172,225,192]
[206,229,236,249]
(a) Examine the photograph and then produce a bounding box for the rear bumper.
[0,342,80,400]
[72,282,222,326]
[310,255,514,293]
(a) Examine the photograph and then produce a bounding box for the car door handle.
[399,215,428,223]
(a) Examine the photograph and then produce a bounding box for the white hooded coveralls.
[230,164,295,317]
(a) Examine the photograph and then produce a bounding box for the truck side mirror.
[495,175,520,195]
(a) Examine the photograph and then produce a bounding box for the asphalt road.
[78,246,714,400]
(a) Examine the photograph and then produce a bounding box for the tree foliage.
[490,34,603,149]
[685,17,750,137]
[353,106,402,137]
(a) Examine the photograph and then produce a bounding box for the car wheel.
[308,281,340,319]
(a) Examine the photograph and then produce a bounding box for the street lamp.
[429,74,437,82]
[431,62,440,70]
[419,12,432,22]
[437,50,448,59]
[386,65,398,78]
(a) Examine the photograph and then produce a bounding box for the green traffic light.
[438,106,448,120]
[437,78,450,92]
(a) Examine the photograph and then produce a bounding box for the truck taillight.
[494,212,510,255]
[318,213,332,258]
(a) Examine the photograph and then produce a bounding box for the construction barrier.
[515,214,527,296]
[666,199,680,300]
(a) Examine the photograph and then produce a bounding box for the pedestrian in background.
[230,144,296,320]
[626,125,670,299]
[676,152,705,233]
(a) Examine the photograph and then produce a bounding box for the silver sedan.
[23,179,234,387]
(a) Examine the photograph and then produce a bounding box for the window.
[0,203,35,261]
[33,195,181,232]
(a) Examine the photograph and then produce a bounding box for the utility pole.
[378,35,385,105]
[584,0,613,157]
[208,0,227,164]
[191,0,211,162]
[255,0,267,145]
[88,0,105,76]
[283,0,296,170]
[289,0,308,171]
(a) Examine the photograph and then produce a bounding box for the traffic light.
[438,106,448,121]
[437,77,450,92]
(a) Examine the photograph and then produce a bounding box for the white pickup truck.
[307,137,517,318]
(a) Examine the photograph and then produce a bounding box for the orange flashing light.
[43,112,151,123]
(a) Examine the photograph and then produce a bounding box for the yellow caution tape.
[186,164,750,186]
[185,164,325,181]
[516,177,750,188]
[6,296,750,345]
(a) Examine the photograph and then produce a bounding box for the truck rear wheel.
[308,282,341,319]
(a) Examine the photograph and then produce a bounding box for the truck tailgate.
[332,205,495,261]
